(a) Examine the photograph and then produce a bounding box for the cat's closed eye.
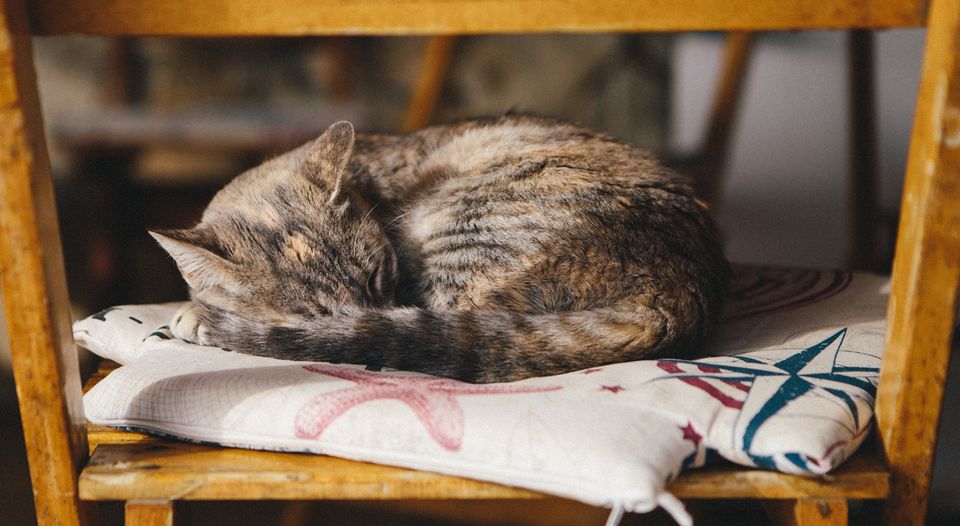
[365,261,394,304]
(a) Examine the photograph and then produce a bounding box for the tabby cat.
[152,115,729,383]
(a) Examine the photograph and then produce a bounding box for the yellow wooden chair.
[1,1,956,525]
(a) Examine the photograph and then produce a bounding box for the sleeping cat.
[152,115,729,383]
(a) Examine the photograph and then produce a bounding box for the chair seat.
[80,360,890,503]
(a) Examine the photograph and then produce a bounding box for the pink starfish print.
[295,364,562,451]
[680,421,702,447]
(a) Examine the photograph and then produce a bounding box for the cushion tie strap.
[657,491,692,526]
[604,502,625,526]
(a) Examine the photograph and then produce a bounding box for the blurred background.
[1,29,957,524]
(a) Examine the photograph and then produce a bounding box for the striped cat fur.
[152,115,729,383]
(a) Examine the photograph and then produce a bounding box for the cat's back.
[413,115,671,185]
[398,116,725,314]
[406,115,697,234]
[405,116,692,226]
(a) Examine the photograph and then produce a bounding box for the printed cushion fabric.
[76,266,887,524]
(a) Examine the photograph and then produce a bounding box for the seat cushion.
[75,265,888,522]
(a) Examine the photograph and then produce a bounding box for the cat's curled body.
[153,115,729,383]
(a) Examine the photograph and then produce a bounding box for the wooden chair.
[1,1,956,525]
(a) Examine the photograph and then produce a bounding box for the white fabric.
[76,267,887,522]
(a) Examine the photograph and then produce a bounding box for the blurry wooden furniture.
[403,35,458,133]
[55,105,368,306]
[1,1,955,525]
[407,31,758,206]
[664,31,756,205]
[668,30,886,271]
[54,35,452,306]
[846,30,883,271]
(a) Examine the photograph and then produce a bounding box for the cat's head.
[152,121,398,325]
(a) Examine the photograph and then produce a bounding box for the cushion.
[75,266,888,525]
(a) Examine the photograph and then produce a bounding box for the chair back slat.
[28,0,926,36]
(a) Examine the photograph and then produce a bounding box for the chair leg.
[401,35,457,132]
[0,0,92,524]
[875,0,960,523]
[765,499,848,526]
[846,29,880,271]
[698,31,756,203]
[125,501,175,526]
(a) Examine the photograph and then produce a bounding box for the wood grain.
[0,0,92,524]
[125,501,174,526]
[27,0,927,36]
[77,440,889,502]
[87,423,157,453]
[874,0,960,524]
[671,453,887,500]
[80,442,547,501]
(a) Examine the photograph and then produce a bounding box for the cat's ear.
[150,229,238,292]
[303,120,355,202]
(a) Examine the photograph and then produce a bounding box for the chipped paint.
[928,71,960,150]
[931,72,947,149]
[169,479,205,499]
[85,472,142,486]
[943,106,960,149]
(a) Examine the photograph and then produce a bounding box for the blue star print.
[656,329,879,471]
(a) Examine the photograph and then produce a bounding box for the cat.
[152,115,729,383]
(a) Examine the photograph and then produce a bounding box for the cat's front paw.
[171,303,212,345]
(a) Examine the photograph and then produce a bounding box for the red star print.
[295,364,561,451]
[680,421,702,447]
[582,368,603,375]
[600,385,624,394]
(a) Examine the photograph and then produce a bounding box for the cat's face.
[153,121,398,325]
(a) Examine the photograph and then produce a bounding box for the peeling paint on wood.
[876,1,960,525]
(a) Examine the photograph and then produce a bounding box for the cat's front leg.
[170,302,212,345]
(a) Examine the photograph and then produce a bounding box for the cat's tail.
[194,302,703,383]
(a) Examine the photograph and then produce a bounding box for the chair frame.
[1,1,956,525]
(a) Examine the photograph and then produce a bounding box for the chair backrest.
[1,1,956,525]
[24,0,928,35]
[874,1,960,523]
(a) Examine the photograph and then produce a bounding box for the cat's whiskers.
[361,202,380,223]
[365,241,392,265]
[384,210,411,227]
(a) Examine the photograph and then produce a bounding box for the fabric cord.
[657,491,692,526]
[604,501,625,526]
